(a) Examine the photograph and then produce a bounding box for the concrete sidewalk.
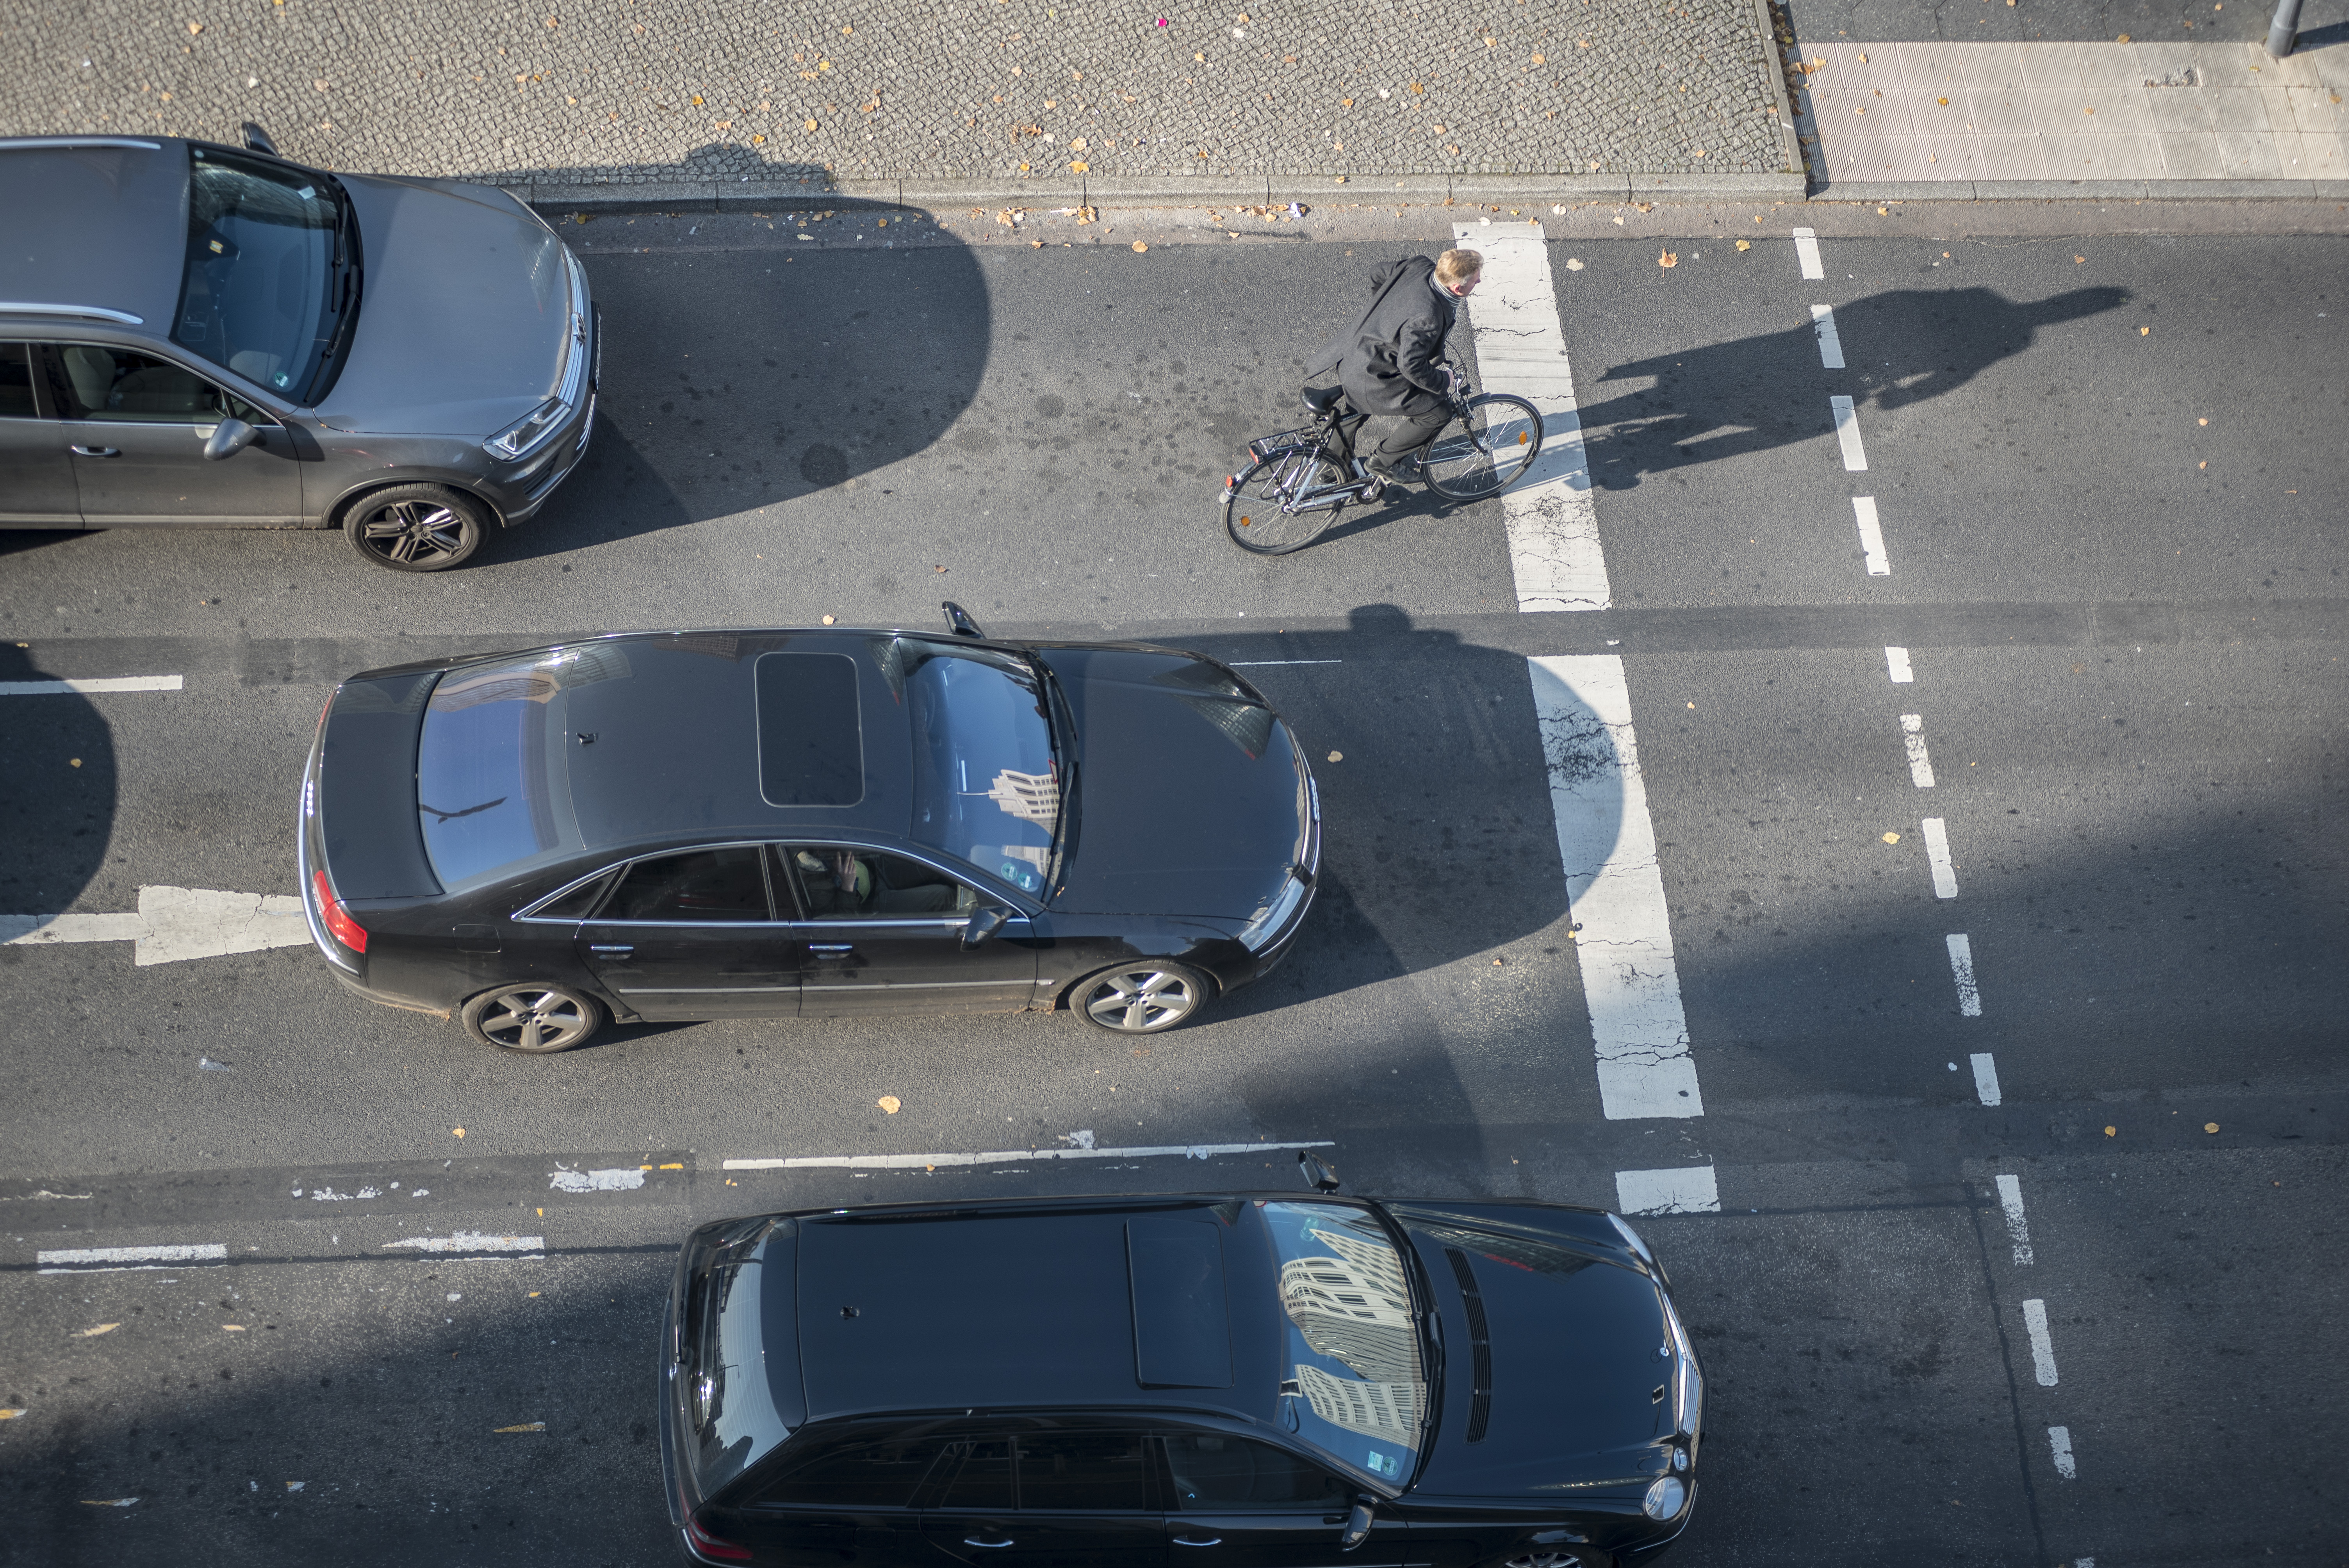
[0,0,1804,209]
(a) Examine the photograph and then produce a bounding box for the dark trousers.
[1359,408,1449,475]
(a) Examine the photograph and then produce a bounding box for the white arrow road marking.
[1,886,307,966]
[0,674,182,697]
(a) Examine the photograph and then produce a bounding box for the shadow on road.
[0,644,115,924]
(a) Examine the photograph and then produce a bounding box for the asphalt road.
[2,212,2344,1568]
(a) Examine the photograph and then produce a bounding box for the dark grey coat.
[1307,256,1458,417]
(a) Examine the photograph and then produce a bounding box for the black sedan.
[297,609,1319,1050]
[659,1159,1703,1567]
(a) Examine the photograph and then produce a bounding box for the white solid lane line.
[1852,495,1890,576]
[1921,817,1959,898]
[1614,1166,1720,1215]
[2049,1425,2077,1479]
[1532,656,1704,1119]
[1971,1052,2003,1105]
[1792,226,1825,281]
[1809,304,1846,369]
[1995,1173,2034,1265]
[1900,714,1937,788]
[1455,226,1611,612]
[0,886,307,965]
[725,1138,1333,1171]
[1884,645,1914,683]
[38,1242,227,1274]
[0,675,182,697]
[383,1231,547,1260]
[2022,1298,2060,1385]
[1830,395,1869,471]
[1947,933,1983,1016]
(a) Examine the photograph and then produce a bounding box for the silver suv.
[0,132,595,570]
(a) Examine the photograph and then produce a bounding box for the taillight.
[312,869,368,953]
[683,1514,754,1563]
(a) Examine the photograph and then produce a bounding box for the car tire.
[342,483,488,572]
[1071,962,1211,1034]
[460,984,603,1053]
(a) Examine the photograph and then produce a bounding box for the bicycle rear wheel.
[1224,449,1346,556]
[1422,393,1543,501]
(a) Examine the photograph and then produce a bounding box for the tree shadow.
[1576,285,2130,492]
[0,644,116,928]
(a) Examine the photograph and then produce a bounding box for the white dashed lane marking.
[724,1138,1332,1171]
[1830,395,1869,471]
[1884,645,1913,683]
[1809,304,1846,369]
[1901,714,1937,788]
[1947,933,1983,1016]
[1792,226,1826,280]
[37,1243,226,1274]
[382,1231,546,1260]
[1971,1052,2003,1105]
[1996,1174,2035,1265]
[1853,495,1891,576]
[1921,817,1959,898]
[2022,1297,2060,1385]
[1614,1166,1721,1215]
[0,674,182,697]
[2049,1425,2078,1479]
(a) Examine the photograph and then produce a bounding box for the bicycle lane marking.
[1458,226,1709,1152]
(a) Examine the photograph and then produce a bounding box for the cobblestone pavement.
[0,0,1797,194]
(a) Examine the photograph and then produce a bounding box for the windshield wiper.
[419,796,506,823]
[303,177,363,403]
[1032,660,1080,892]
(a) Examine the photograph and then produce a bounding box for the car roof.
[791,1197,1271,1426]
[0,138,189,333]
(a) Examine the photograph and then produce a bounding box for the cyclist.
[1306,246,1481,500]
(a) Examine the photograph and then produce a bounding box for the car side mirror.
[239,121,280,155]
[962,905,1011,948]
[1338,1500,1374,1552]
[203,418,258,461]
[1297,1151,1342,1194]
[941,600,986,638]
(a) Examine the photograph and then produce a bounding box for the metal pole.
[2266,0,2303,57]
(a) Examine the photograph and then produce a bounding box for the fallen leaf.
[1030,239,1043,246]
[2140,326,2150,335]
[451,1127,465,1139]
[1564,257,1584,269]
[1132,240,1148,251]
[1857,51,1868,61]
[691,94,704,105]
[2084,105,2095,114]
[804,118,818,130]
[0,1409,22,1420]
[1877,205,1889,215]
[2075,255,2086,263]
[1938,96,1949,104]
[2205,1122,2220,1133]
[1735,239,1752,251]
[1657,249,1677,268]
[1531,52,1545,64]
[1686,701,1696,709]
[821,613,836,624]
[80,1323,119,1338]
[2199,460,2207,469]
[752,134,765,144]
[2116,31,2132,41]
[1882,832,1901,844]
[187,20,202,33]
[2198,417,2208,425]
[1069,159,1088,172]
[879,1095,902,1114]
[1326,750,1343,763]
[495,1422,547,1433]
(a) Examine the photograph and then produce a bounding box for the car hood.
[1037,647,1309,918]
[313,173,571,435]
[1394,1207,1676,1499]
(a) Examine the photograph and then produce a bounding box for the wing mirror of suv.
[962,905,1011,948]
[1297,1151,1342,1194]
[1338,1500,1375,1552]
[941,600,986,638]
[239,121,279,155]
[203,419,258,461]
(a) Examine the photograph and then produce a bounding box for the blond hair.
[1435,248,1483,285]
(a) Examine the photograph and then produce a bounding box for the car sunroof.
[1127,1216,1234,1388]
[755,652,864,807]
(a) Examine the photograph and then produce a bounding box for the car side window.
[754,1434,950,1509]
[45,343,269,426]
[0,344,38,419]
[1016,1431,1152,1513]
[1162,1433,1349,1511]
[779,845,976,921]
[929,1436,1014,1512]
[596,846,772,923]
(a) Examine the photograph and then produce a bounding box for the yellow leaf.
[1132,240,1148,251]
[187,20,202,33]
[752,134,765,144]
[1531,52,1545,64]
[1657,249,1678,268]
[2140,326,2150,335]
[1937,95,1948,104]
[1857,51,1868,61]
[452,1127,465,1138]
[80,1323,120,1337]
[821,614,836,625]
[804,118,817,130]
[1326,750,1343,763]
[691,94,704,105]
[1735,239,1751,251]
[1882,832,1900,844]
[878,1095,902,1114]
[494,1422,547,1433]
[0,1409,23,1420]
[2204,1122,2220,1133]
[2104,1126,2117,1136]
[1070,159,1088,171]
[2198,417,2208,426]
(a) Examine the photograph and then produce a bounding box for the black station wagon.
[298,610,1320,1049]
[659,1166,1703,1567]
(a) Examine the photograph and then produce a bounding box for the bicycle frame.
[1248,444,1366,516]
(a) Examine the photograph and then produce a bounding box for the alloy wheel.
[1080,967,1203,1033]
[470,987,596,1053]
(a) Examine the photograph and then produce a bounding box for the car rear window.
[414,651,597,891]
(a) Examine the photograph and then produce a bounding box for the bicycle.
[1223,374,1543,556]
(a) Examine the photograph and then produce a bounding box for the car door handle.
[588,944,633,955]
[962,1536,1014,1548]
[1173,1536,1223,1547]
[807,943,855,953]
[70,445,120,458]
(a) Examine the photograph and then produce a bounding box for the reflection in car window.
[902,641,1059,896]
[931,1436,1014,1512]
[173,146,343,400]
[415,650,618,891]
[690,1240,797,1497]
[600,847,770,923]
[780,846,973,921]
[1253,1202,1428,1486]
[47,345,263,426]
[1016,1431,1152,1511]
[757,1435,948,1508]
[0,344,36,419]
[1162,1433,1348,1510]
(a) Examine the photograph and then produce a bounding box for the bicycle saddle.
[1299,385,1347,415]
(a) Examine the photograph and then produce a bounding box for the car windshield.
[171,146,348,403]
[413,650,601,892]
[900,640,1060,896]
[1253,1201,1430,1487]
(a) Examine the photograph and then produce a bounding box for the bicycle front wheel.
[1422,393,1543,501]
[1224,449,1344,556]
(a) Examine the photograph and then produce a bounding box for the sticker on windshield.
[1365,1449,1401,1479]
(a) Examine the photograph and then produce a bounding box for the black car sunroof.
[755,652,864,807]
[1127,1216,1234,1388]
